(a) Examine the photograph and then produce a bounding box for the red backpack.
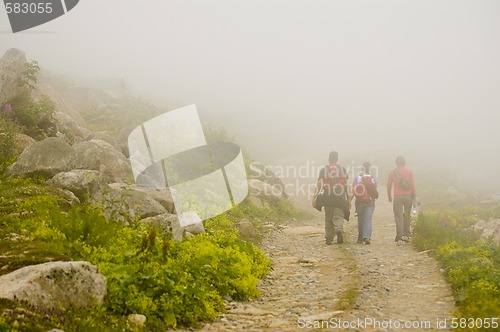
[354,175,378,202]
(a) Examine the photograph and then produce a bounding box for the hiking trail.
[198,191,456,331]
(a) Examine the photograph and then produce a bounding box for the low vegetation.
[413,205,500,330]
[0,176,294,330]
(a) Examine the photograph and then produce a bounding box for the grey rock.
[184,220,206,235]
[472,218,500,244]
[93,183,167,222]
[132,186,175,213]
[140,213,183,241]
[7,137,73,179]
[48,170,102,201]
[54,188,81,209]
[13,133,35,154]
[71,139,133,183]
[53,111,85,139]
[84,131,119,150]
[128,314,147,326]
[33,83,87,128]
[236,220,257,238]
[0,261,106,309]
[0,48,27,105]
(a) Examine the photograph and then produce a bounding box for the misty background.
[1,0,499,195]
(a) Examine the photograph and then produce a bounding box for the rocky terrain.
[198,196,456,331]
[0,48,288,316]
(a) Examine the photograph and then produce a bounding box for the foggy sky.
[1,0,499,192]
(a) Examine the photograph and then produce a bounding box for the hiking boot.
[336,231,344,244]
[402,236,410,243]
[326,241,333,245]
[363,238,371,245]
[396,239,404,246]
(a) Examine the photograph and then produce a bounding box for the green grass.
[413,205,500,330]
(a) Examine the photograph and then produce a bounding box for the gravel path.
[198,196,456,331]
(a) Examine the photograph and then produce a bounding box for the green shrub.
[0,176,271,330]
[413,210,481,251]
[8,91,56,140]
[0,117,18,172]
[413,207,500,324]
[91,213,270,329]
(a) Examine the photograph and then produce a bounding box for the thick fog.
[1,0,500,193]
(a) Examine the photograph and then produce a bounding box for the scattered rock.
[71,139,132,183]
[184,220,205,235]
[92,184,167,222]
[53,111,86,139]
[7,137,74,179]
[132,186,175,213]
[48,169,102,201]
[128,314,146,326]
[472,218,500,244]
[140,213,183,241]
[34,83,87,128]
[235,220,257,238]
[84,131,119,150]
[13,134,35,154]
[0,261,106,309]
[0,48,27,105]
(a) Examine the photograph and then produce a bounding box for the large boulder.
[53,111,86,139]
[131,186,175,213]
[8,137,133,183]
[0,261,106,309]
[13,133,36,154]
[92,183,167,222]
[83,131,119,150]
[472,218,500,244]
[6,137,73,178]
[48,170,102,201]
[71,139,133,183]
[0,48,27,105]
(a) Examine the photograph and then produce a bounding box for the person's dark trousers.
[324,206,344,244]
[393,194,412,241]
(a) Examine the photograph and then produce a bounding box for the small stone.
[128,314,147,326]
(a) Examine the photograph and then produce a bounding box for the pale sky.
[1,0,499,191]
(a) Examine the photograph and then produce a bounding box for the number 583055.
[451,317,498,329]
[5,2,53,14]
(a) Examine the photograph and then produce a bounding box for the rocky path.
[198,197,456,331]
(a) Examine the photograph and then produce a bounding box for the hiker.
[350,162,378,245]
[386,155,417,245]
[312,151,350,245]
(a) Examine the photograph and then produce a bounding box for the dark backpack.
[354,174,378,202]
[394,169,412,191]
[322,164,346,196]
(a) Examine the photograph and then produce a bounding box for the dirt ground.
[198,193,456,331]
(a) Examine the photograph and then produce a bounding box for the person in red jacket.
[386,156,417,245]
